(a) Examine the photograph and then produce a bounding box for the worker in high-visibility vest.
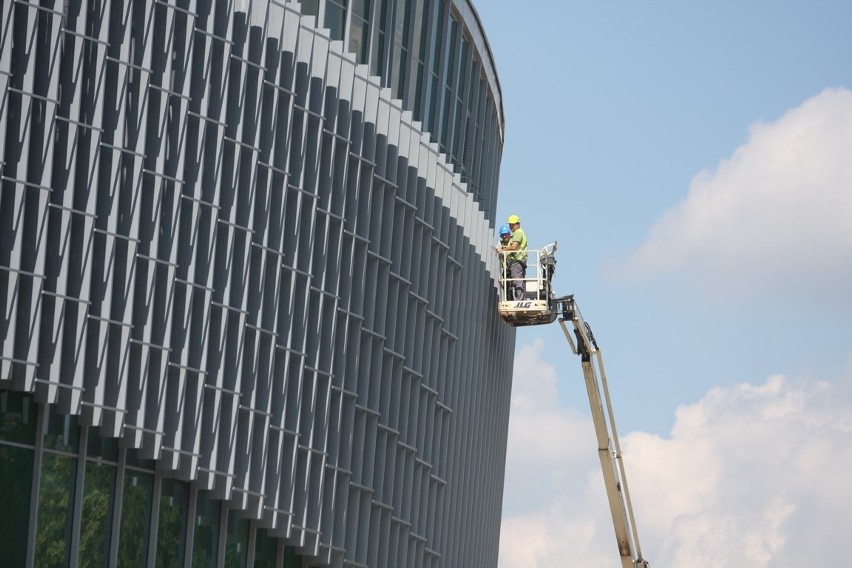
[500,214,527,300]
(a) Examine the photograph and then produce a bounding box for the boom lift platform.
[497,245,651,568]
[496,242,559,327]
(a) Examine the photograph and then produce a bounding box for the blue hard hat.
[498,224,511,236]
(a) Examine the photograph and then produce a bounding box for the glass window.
[378,0,391,35]
[283,546,301,566]
[79,461,117,567]
[86,431,119,462]
[300,0,319,16]
[441,85,453,151]
[393,0,410,47]
[371,0,391,80]
[0,444,34,566]
[349,17,369,65]
[427,0,443,70]
[352,0,371,18]
[409,0,425,61]
[442,18,458,88]
[452,100,465,164]
[456,39,469,97]
[43,405,79,452]
[370,30,386,78]
[0,390,37,444]
[427,71,440,134]
[35,452,78,568]
[117,470,154,566]
[410,59,424,121]
[253,528,278,567]
[224,510,249,568]
[125,448,156,471]
[325,1,347,41]
[156,479,189,567]
[192,491,220,568]
[392,47,408,100]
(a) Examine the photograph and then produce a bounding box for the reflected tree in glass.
[192,491,220,568]
[253,528,278,568]
[79,461,116,568]
[35,453,77,568]
[118,471,153,567]
[283,546,302,567]
[155,479,188,567]
[0,445,35,566]
[224,511,248,568]
[0,392,37,566]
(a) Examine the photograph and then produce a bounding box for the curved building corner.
[0,1,514,566]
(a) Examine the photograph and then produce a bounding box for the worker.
[501,214,527,300]
[497,224,512,251]
[496,225,512,298]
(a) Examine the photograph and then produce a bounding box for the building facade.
[0,0,513,566]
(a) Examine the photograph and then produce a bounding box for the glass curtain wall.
[0,392,303,567]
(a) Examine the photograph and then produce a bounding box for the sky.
[473,1,852,566]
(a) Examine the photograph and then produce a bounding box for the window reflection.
[118,471,153,566]
[353,0,371,18]
[79,461,116,567]
[456,39,469,96]
[410,59,424,119]
[427,0,443,66]
[370,28,386,77]
[125,450,157,471]
[0,399,34,566]
[0,392,36,565]
[156,479,189,567]
[325,1,346,40]
[35,453,77,568]
[0,390,37,444]
[409,0,425,61]
[253,528,278,567]
[224,510,249,568]
[86,431,119,462]
[283,546,301,566]
[393,0,409,46]
[0,445,33,564]
[427,70,440,133]
[392,47,407,99]
[192,491,220,567]
[44,404,78,452]
[349,17,369,65]
[300,0,319,16]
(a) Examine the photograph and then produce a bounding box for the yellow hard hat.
[507,214,520,224]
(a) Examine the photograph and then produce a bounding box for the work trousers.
[507,260,526,300]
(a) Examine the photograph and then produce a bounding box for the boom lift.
[496,242,559,327]
[497,245,650,568]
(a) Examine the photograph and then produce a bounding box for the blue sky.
[474,1,852,566]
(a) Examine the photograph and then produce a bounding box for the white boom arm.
[556,296,650,568]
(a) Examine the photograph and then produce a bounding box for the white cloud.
[501,340,600,513]
[500,344,852,568]
[615,87,852,307]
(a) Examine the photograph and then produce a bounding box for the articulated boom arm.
[555,296,650,568]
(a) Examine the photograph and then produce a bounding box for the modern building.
[0,0,513,566]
